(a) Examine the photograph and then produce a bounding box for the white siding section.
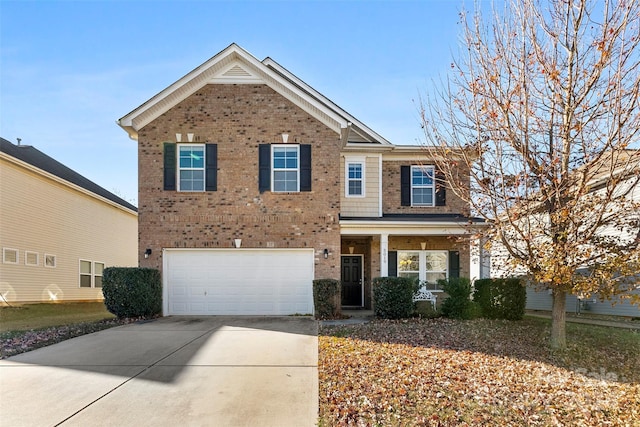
[0,159,137,303]
[526,287,640,317]
[340,155,380,217]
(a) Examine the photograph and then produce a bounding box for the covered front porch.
[339,214,486,310]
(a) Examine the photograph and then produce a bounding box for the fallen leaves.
[319,318,640,426]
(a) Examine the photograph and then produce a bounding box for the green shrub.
[373,277,418,319]
[414,300,440,319]
[473,278,526,320]
[313,279,341,319]
[439,277,477,320]
[102,267,162,318]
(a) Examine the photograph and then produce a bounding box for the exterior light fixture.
[421,242,427,250]
[144,248,152,259]
[323,249,329,259]
[349,246,355,254]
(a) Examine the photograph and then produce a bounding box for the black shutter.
[400,166,411,206]
[205,144,217,191]
[258,144,271,193]
[388,251,398,277]
[300,144,312,192]
[449,251,460,278]
[435,169,446,206]
[163,142,176,191]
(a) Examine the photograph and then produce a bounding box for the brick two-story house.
[118,44,482,316]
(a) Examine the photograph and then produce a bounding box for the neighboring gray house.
[492,150,640,317]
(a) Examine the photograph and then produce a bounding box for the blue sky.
[1,0,474,205]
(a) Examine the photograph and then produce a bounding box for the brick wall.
[137,84,342,279]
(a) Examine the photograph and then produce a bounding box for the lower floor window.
[80,260,105,288]
[398,250,448,290]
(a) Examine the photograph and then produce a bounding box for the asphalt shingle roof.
[1,137,137,212]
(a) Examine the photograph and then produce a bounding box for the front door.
[341,256,363,306]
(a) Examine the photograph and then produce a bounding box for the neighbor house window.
[412,165,435,206]
[3,248,18,264]
[178,144,205,191]
[25,251,39,266]
[272,145,299,192]
[45,254,57,268]
[79,260,104,288]
[346,160,364,197]
[397,250,448,291]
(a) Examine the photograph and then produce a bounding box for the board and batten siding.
[340,155,380,217]
[0,158,137,303]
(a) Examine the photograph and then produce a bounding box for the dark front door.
[341,256,363,306]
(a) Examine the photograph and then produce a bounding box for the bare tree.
[421,0,640,349]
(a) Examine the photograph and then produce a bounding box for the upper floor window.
[163,143,217,192]
[346,160,364,197]
[412,165,435,206]
[178,145,205,191]
[272,145,299,192]
[259,144,312,193]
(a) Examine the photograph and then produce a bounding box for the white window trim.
[44,254,57,268]
[177,143,206,192]
[345,157,366,198]
[411,165,436,207]
[25,251,39,266]
[3,248,19,264]
[398,250,449,291]
[271,144,300,192]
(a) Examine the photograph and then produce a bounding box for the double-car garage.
[162,248,315,315]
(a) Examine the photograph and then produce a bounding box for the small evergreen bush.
[439,277,477,320]
[313,279,341,319]
[373,276,418,319]
[473,278,526,320]
[102,267,162,318]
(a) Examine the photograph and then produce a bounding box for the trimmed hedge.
[373,276,418,319]
[102,267,162,318]
[313,279,341,319]
[439,277,478,320]
[473,278,526,320]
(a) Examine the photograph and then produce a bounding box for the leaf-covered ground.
[319,317,640,426]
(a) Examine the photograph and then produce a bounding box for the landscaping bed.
[319,317,640,426]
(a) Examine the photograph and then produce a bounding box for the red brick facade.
[137,84,342,279]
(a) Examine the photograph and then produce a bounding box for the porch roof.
[339,213,487,236]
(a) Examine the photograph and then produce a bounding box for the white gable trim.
[118,44,351,140]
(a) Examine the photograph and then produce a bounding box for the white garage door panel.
[164,249,314,315]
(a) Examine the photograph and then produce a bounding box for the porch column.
[380,233,389,277]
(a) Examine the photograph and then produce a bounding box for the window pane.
[348,164,362,179]
[425,272,447,285]
[273,147,298,169]
[80,260,92,274]
[80,275,92,288]
[180,170,204,191]
[412,167,433,185]
[179,146,204,168]
[95,262,104,275]
[426,252,447,271]
[398,252,419,272]
[273,170,298,191]
[412,188,433,205]
[348,181,362,195]
[94,276,103,288]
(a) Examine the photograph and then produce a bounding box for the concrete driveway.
[0,316,318,427]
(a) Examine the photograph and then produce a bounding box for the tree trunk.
[550,288,567,349]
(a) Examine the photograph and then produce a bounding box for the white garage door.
[163,249,315,315]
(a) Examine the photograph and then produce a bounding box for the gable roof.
[0,138,137,213]
[118,43,391,145]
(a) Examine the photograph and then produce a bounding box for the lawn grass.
[0,302,114,332]
[319,317,640,426]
